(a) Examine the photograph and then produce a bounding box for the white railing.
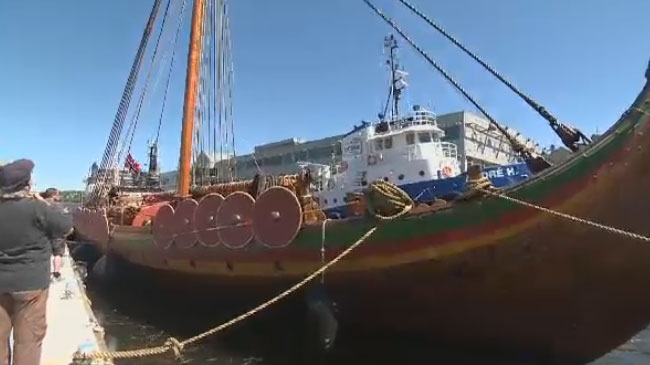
[411,110,437,125]
[440,141,458,160]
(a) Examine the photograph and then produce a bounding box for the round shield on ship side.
[194,193,225,247]
[153,204,175,249]
[253,186,303,248]
[132,203,163,227]
[172,199,199,249]
[216,191,255,249]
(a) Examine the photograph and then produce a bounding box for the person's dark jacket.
[0,197,73,292]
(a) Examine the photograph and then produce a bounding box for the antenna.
[383,34,408,120]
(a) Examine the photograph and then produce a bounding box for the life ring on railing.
[327,179,336,190]
[367,154,378,166]
[340,160,349,172]
[441,165,453,178]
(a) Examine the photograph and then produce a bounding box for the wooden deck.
[39,249,110,365]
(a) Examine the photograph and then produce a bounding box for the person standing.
[40,188,69,281]
[0,159,73,365]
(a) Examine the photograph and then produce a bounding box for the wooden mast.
[178,0,206,196]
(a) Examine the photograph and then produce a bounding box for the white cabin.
[306,105,461,210]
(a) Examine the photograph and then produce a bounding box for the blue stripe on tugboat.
[320,162,531,219]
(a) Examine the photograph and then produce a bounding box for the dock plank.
[39,251,109,365]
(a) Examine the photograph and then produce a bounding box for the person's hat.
[0,159,35,192]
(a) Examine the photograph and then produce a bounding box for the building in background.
[227,136,342,178]
[436,111,541,171]
[160,136,343,189]
[160,110,541,190]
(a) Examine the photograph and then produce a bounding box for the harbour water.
[84,277,650,365]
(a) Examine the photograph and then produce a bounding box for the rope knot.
[464,165,500,199]
[364,180,413,220]
[466,176,493,191]
[164,337,185,359]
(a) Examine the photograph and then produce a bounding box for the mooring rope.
[73,181,412,362]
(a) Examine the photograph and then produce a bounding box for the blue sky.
[1,0,649,190]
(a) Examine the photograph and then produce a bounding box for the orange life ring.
[340,160,349,172]
[367,154,378,166]
[441,166,453,178]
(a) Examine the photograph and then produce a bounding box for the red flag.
[124,153,142,174]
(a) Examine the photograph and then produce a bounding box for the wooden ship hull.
[73,72,650,362]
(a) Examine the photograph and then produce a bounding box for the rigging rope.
[209,0,217,173]
[205,0,216,181]
[394,0,591,152]
[360,0,551,171]
[154,0,187,144]
[118,0,174,165]
[89,0,164,203]
[193,0,216,186]
[200,0,232,184]
[190,0,236,185]
[156,0,188,144]
[224,5,237,179]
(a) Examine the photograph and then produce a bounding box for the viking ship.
[73,0,650,362]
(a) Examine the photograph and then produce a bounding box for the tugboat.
[306,35,532,218]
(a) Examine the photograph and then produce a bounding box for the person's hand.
[32,192,50,205]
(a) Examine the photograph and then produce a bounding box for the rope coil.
[364,180,414,221]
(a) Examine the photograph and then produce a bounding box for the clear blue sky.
[1,0,649,190]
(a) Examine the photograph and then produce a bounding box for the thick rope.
[73,228,377,361]
[364,180,414,221]
[73,182,413,362]
[359,0,534,160]
[481,188,650,243]
[394,0,591,151]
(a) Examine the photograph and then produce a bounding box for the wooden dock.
[37,249,111,365]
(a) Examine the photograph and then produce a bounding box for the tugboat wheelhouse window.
[384,137,393,149]
[406,132,415,145]
[375,139,384,150]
